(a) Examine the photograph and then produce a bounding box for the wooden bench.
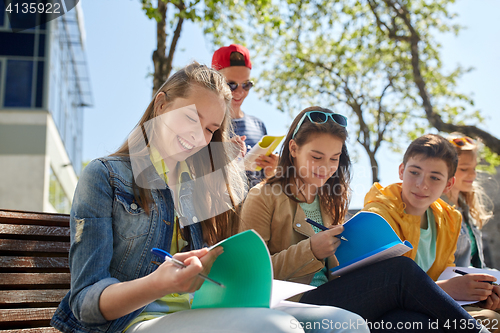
[0,209,70,332]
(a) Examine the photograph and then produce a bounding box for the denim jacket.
[51,156,204,333]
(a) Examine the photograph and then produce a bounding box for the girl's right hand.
[150,247,224,296]
[99,246,224,321]
[310,225,344,260]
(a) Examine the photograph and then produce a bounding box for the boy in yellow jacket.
[363,134,499,320]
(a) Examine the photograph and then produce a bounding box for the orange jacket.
[362,182,461,281]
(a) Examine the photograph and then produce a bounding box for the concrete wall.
[0,111,47,211]
[0,111,77,213]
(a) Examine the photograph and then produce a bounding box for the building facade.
[0,1,92,213]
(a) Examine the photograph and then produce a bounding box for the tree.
[211,0,499,182]
[141,0,272,96]
[252,1,423,183]
[367,0,500,156]
[141,0,195,95]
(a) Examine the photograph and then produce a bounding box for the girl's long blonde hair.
[112,62,246,245]
[448,133,493,229]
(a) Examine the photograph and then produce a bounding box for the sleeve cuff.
[79,277,120,325]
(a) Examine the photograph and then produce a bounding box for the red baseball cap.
[211,44,252,70]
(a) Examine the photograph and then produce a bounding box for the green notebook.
[191,230,314,309]
[191,230,272,309]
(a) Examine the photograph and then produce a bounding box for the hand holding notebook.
[243,135,284,171]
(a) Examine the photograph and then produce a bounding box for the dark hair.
[267,106,351,225]
[229,52,246,66]
[403,134,458,179]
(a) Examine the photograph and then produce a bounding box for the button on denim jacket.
[51,157,204,333]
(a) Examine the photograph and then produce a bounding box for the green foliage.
[78,160,91,180]
[203,0,492,181]
[478,146,500,175]
[141,0,162,22]
[140,0,275,60]
[139,0,496,179]
[81,160,90,171]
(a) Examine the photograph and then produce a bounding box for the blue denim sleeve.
[67,159,139,329]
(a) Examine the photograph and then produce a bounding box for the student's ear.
[398,163,405,181]
[154,92,168,114]
[442,176,456,194]
[289,139,298,158]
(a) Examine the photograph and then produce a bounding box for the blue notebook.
[330,212,413,276]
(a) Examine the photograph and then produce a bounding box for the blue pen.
[304,218,348,241]
[151,248,225,288]
[453,269,499,286]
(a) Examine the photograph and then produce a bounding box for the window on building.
[0,0,5,27]
[38,33,45,57]
[36,60,44,107]
[49,167,70,214]
[4,59,33,107]
[8,1,37,31]
[0,32,35,57]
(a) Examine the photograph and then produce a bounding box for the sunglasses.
[292,111,348,139]
[227,81,254,92]
[450,136,475,147]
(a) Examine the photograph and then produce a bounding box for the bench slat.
[0,307,57,323]
[0,256,69,269]
[0,239,70,253]
[0,273,71,286]
[0,327,61,333]
[0,290,68,305]
[0,210,70,331]
[0,327,60,333]
[0,224,69,238]
[0,210,69,227]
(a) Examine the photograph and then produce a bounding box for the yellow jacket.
[362,183,461,281]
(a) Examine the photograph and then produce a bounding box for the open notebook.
[438,266,500,305]
[191,230,315,309]
[331,212,413,276]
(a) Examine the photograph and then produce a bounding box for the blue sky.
[80,0,499,208]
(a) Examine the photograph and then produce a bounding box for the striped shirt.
[231,114,268,187]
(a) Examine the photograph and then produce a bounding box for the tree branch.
[367,0,410,42]
[379,0,500,154]
[152,1,168,96]
[165,10,185,80]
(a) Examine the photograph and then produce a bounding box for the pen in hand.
[304,218,348,241]
[151,248,225,288]
[453,269,499,286]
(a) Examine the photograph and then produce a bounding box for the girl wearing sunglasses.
[240,107,490,332]
[441,133,500,332]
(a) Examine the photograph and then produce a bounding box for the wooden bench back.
[0,209,70,332]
